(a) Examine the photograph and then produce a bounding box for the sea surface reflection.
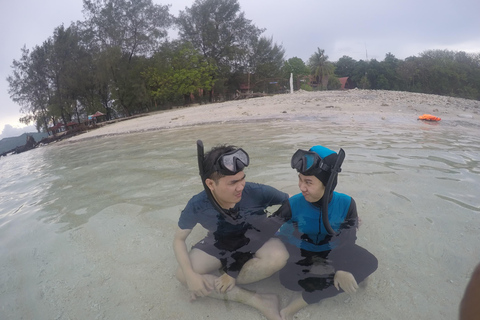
[0,120,479,319]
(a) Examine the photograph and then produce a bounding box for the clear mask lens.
[218,149,249,173]
[291,149,320,174]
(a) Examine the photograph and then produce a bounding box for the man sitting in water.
[173,141,289,320]
[273,145,378,320]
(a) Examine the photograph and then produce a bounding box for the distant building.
[87,111,106,125]
[47,123,65,135]
[239,83,250,93]
[339,77,354,89]
[65,121,78,130]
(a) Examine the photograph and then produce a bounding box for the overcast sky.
[1,0,479,138]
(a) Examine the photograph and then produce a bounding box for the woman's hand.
[334,270,358,294]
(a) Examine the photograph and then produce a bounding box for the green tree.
[375,74,389,89]
[80,46,114,119]
[176,0,264,100]
[327,75,341,90]
[366,59,382,89]
[415,50,463,96]
[83,0,172,58]
[249,36,285,81]
[379,52,400,90]
[308,48,334,90]
[359,75,371,89]
[390,50,480,99]
[82,0,172,115]
[350,60,369,89]
[111,54,153,116]
[144,42,216,105]
[8,24,91,132]
[454,51,480,99]
[397,56,421,91]
[282,57,310,90]
[8,45,52,132]
[334,55,357,77]
[47,24,92,125]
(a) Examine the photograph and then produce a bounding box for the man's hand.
[186,273,213,300]
[334,270,358,294]
[214,273,236,293]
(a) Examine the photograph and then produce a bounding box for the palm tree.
[308,48,334,90]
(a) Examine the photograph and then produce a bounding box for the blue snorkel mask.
[291,149,332,176]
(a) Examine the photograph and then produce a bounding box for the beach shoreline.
[61,89,479,144]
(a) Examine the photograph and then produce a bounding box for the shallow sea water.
[0,119,479,319]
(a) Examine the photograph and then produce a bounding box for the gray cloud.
[0,124,37,140]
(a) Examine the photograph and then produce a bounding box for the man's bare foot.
[280,308,294,320]
[359,276,370,289]
[279,294,308,320]
[255,293,282,320]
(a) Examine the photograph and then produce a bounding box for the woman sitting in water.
[273,145,378,319]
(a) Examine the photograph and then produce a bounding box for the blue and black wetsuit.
[274,192,378,304]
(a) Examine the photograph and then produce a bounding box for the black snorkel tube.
[322,148,345,235]
[196,140,226,215]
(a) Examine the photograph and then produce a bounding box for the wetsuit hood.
[309,146,338,192]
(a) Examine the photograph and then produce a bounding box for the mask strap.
[197,140,227,215]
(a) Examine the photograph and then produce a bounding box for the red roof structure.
[47,123,64,131]
[338,77,353,90]
[91,111,105,117]
[47,122,66,134]
[339,77,348,89]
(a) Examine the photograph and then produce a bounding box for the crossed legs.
[175,238,288,320]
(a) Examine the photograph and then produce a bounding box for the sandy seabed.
[8,90,480,320]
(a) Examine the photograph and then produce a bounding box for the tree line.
[7,0,480,133]
[331,50,480,98]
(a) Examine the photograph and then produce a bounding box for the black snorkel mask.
[291,147,345,235]
[291,149,332,176]
[196,140,249,215]
[207,147,249,178]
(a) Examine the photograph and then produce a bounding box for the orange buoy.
[418,114,441,121]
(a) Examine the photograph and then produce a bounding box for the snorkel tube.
[322,148,345,235]
[196,140,226,214]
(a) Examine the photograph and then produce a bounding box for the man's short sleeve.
[258,183,289,206]
[178,198,198,230]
